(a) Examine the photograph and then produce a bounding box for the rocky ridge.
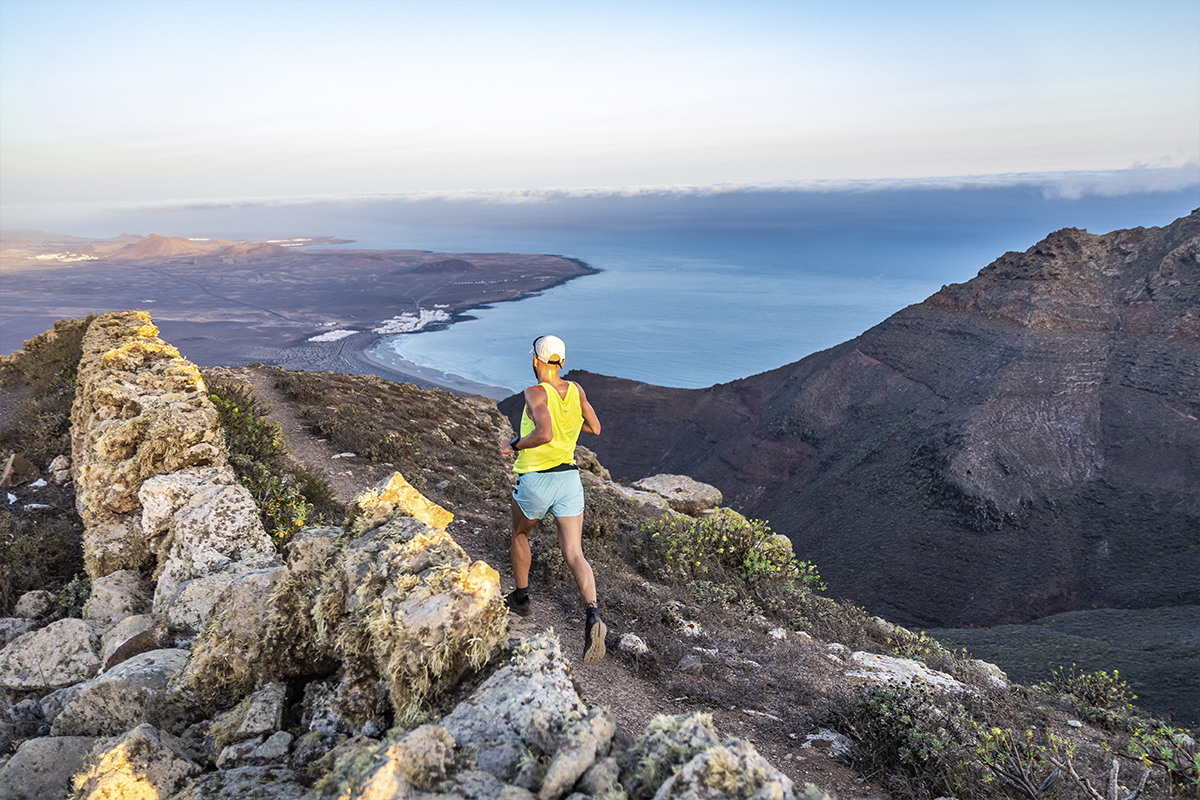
[563,210,1200,630]
[0,311,1190,799]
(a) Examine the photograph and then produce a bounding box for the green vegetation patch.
[204,373,342,547]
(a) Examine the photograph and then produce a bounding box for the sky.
[1,0,1198,213]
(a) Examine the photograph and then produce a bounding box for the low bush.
[0,510,84,614]
[1037,664,1139,726]
[205,373,341,547]
[839,679,979,799]
[1128,722,1200,794]
[632,509,824,615]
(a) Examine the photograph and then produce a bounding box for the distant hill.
[543,210,1200,628]
[98,233,238,259]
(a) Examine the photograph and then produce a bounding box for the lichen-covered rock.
[51,648,190,736]
[625,714,724,800]
[0,735,96,800]
[217,730,294,769]
[84,568,152,630]
[72,723,201,800]
[139,466,238,543]
[163,571,244,645]
[174,566,292,706]
[651,739,795,800]
[442,634,588,778]
[845,651,967,693]
[100,613,162,669]
[284,526,340,572]
[236,681,288,740]
[0,617,32,648]
[320,724,456,799]
[631,475,722,516]
[170,765,309,799]
[539,708,617,800]
[153,483,278,605]
[13,588,56,619]
[312,513,505,724]
[0,617,101,690]
[301,668,389,738]
[71,312,226,579]
[343,471,455,536]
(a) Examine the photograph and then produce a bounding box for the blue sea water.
[302,185,1199,393]
[24,181,1198,393]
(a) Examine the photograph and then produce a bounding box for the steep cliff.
[559,210,1200,627]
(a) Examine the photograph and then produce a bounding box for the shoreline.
[355,335,516,400]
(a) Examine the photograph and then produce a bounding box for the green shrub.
[0,511,84,614]
[1128,722,1200,793]
[57,573,91,618]
[841,680,978,799]
[634,509,823,608]
[205,374,342,547]
[1038,664,1137,714]
[975,727,1060,799]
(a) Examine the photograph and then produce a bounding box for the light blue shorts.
[513,470,585,519]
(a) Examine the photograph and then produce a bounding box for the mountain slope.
[556,210,1200,628]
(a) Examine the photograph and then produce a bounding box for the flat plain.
[0,231,596,393]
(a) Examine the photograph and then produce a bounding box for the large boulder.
[0,735,96,800]
[0,618,100,691]
[311,512,506,725]
[13,589,57,619]
[152,483,278,606]
[51,648,190,736]
[632,474,723,516]
[652,739,796,800]
[72,723,201,800]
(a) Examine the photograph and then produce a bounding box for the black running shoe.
[505,590,531,617]
[583,611,606,664]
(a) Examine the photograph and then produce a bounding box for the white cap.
[532,335,566,365]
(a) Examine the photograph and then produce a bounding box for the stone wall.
[68,311,275,606]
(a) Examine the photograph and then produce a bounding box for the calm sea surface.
[297,186,1198,393]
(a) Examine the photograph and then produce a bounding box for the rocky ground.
[1,313,1194,800]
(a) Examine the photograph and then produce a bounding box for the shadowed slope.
[552,210,1200,628]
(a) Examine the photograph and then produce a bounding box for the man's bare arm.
[577,383,601,436]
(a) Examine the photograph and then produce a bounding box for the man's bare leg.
[557,513,605,663]
[554,514,596,605]
[510,498,538,588]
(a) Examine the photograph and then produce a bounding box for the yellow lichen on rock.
[344,472,454,536]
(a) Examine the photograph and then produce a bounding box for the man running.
[500,334,606,663]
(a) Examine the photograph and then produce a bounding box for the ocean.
[11,179,1198,393]
[303,184,1199,393]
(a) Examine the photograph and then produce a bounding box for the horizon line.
[2,164,1197,218]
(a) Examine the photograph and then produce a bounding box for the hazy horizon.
[2,0,1197,210]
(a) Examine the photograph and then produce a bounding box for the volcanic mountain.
[537,210,1200,628]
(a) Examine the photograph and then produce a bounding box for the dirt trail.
[209,366,879,798]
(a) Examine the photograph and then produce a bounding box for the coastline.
[356,336,515,400]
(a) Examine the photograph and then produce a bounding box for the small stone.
[1067,720,1083,728]
[619,633,649,655]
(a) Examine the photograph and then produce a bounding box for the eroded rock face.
[568,211,1200,627]
[71,311,225,578]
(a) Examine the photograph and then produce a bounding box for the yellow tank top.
[514,381,582,474]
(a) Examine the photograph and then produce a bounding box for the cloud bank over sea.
[5,165,1195,226]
